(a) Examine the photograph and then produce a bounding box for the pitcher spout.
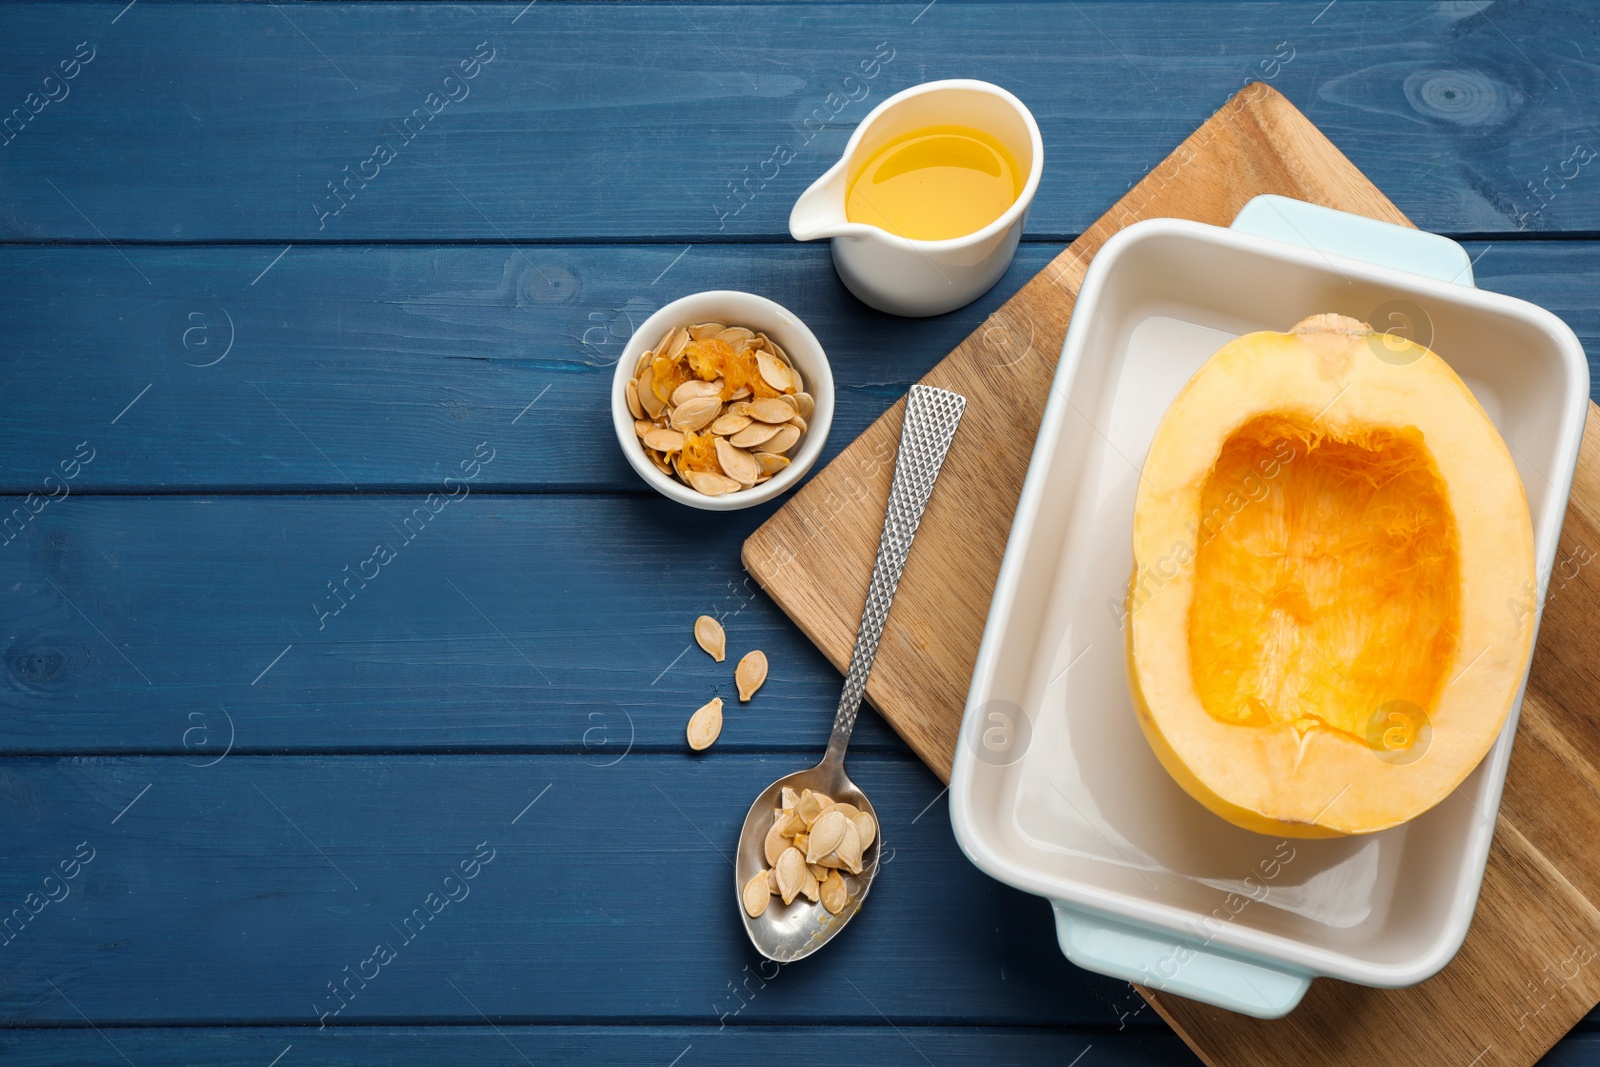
[789,161,850,242]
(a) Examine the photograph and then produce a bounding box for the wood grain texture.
[3,243,1600,495]
[2,3,1598,241]
[745,82,1600,1067]
[0,753,1134,1026]
[0,239,1593,495]
[2,242,1598,496]
[0,1025,1195,1066]
[0,242,1052,493]
[1,494,922,754]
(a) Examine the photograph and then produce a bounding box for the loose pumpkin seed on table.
[694,615,726,661]
[686,697,723,751]
[735,650,768,702]
[626,321,812,497]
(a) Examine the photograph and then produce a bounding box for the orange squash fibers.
[1127,314,1535,837]
[679,431,720,473]
[650,351,695,403]
[684,338,784,401]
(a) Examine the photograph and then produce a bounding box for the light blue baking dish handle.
[1231,194,1477,287]
[1049,195,1476,1020]
[1053,902,1312,1018]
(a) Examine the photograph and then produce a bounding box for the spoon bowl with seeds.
[735,384,966,962]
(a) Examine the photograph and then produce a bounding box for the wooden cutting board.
[743,82,1600,1067]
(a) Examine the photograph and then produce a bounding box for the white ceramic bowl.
[611,291,834,511]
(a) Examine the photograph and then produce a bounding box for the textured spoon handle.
[824,384,967,767]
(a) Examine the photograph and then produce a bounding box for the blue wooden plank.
[0,493,931,753]
[0,753,1137,1026]
[3,748,1599,1040]
[1,3,1595,1060]
[0,1025,1198,1067]
[8,1024,1600,1066]
[2,240,1598,494]
[0,241,1054,493]
[0,3,1597,241]
[1545,1033,1600,1066]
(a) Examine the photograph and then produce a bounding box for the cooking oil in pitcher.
[844,124,1023,241]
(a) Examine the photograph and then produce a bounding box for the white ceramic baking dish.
[950,196,1589,1018]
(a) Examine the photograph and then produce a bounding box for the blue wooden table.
[3,2,1599,1063]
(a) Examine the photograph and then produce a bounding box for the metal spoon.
[736,384,967,962]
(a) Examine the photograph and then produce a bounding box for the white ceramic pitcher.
[789,79,1043,318]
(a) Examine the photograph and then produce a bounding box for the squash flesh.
[1127,314,1536,836]
[1189,414,1462,746]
